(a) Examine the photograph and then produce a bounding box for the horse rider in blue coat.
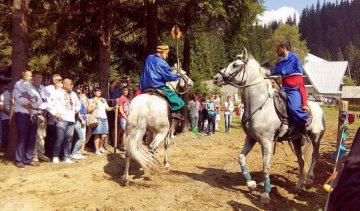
[267,41,310,145]
[139,44,185,120]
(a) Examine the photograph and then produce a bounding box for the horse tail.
[126,118,162,170]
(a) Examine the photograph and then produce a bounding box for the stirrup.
[170,113,184,121]
[300,133,309,146]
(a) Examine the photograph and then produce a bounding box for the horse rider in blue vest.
[139,44,185,120]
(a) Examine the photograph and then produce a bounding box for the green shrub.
[349,105,360,111]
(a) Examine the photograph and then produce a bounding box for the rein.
[219,61,265,89]
[168,72,190,95]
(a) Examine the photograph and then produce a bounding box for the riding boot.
[170,112,184,121]
[287,125,296,137]
[300,129,310,146]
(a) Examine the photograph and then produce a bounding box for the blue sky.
[258,0,339,24]
[264,0,338,11]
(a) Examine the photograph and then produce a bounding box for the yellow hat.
[156,44,169,53]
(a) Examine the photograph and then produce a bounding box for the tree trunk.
[181,2,193,133]
[145,0,158,55]
[98,0,113,98]
[6,0,30,160]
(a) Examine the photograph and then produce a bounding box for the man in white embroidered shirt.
[49,78,81,164]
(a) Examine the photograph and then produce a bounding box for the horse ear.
[243,47,248,62]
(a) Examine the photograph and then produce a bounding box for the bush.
[349,105,360,111]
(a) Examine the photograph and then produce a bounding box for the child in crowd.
[224,96,234,132]
[188,93,200,135]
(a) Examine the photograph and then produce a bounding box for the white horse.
[213,48,326,203]
[122,69,193,185]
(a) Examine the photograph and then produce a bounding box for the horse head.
[167,68,194,94]
[214,47,260,88]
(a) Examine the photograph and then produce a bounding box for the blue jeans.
[2,119,9,150]
[72,121,85,155]
[224,113,232,132]
[119,118,127,131]
[53,121,75,159]
[15,113,38,164]
[190,116,199,129]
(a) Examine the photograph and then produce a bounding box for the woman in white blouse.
[88,88,115,156]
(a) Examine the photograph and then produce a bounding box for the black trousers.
[45,124,57,158]
[207,115,216,134]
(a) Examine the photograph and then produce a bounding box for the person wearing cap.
[139,44,185,120]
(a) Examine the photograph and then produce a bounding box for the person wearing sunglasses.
[44,74,63,158]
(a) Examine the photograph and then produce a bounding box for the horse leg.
[260,140,273,204]
[292,139,306,190]
[164,119,177,168]
[239,136,257,190]
[149,128,168,150]
[306,132,323,185]
[164,136,170,169]
[121,151,131,186]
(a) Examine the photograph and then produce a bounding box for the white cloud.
[257,6,300,25]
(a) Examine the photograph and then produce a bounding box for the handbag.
[87,101,99,128]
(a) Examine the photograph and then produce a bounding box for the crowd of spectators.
[187,93,237,136]
[0,66,242,169]
[0,69,133,169]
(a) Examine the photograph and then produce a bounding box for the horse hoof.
[305,178,313,185]
[247,180,257,190]
[260,192,270,204]
[306,174,314,185]
[164,162,170,169]
[295,184,306,191]
[121,179,130,186]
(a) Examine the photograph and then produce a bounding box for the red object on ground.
[282,75,308,107]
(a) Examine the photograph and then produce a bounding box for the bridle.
[168,71,191,95]
[218,57,264,89]
[218,57,271,124]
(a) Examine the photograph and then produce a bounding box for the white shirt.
[188,100,199,118]
[45,85,58,125]
[45,85,56,98]
[48,89,81,123]
[0,90,11,120]
[12,80,42,114]
[90,98,108,119]
[224,101,234,114]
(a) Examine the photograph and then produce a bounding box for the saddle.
[143,88,183,121]
[272,90,313,150]
[273,89,312,127]
[143,88,167,99]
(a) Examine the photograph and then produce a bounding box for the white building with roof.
[341,86,360,105]
[303,53,350,98]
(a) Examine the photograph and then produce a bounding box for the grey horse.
[122,69,193,185]
[213,48,326,203]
